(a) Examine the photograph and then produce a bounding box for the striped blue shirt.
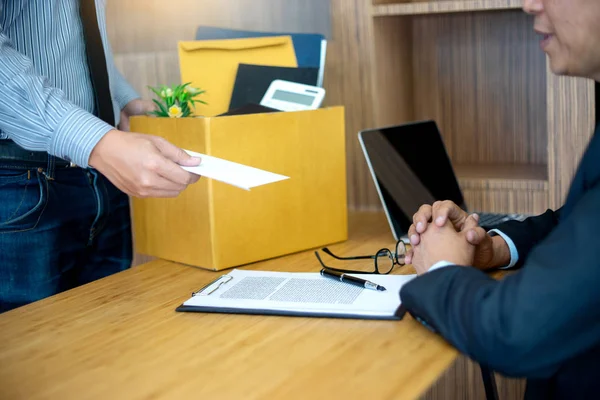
[0,0,140,167]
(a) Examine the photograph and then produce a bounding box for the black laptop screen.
[360,121,465,237]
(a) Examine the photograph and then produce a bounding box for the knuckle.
[140,177,153,189]
[143,157,161,172]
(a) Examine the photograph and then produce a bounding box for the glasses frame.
[314,241,407,275]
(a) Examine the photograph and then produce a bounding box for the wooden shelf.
[372,0,522,17]
[455,164,548,191]
[453,164,549,214]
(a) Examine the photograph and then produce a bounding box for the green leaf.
[149,110,168,117]
[152,99,169,115]
[173,85,182,100]
[148,85,163,99]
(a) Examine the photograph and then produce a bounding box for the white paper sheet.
[183,269,417,318]
[181,150,290,191]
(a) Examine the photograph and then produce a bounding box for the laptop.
[358,120,527,242]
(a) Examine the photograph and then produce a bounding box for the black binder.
[229,64,320,111]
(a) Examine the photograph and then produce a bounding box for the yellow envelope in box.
[178,36,298,116]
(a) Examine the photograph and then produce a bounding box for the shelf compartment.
[373,0,522,17]
[455,163,548,190]
[454,164,548,214]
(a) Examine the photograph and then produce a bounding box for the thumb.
[151,137,201,167]
[465,226,489,245]
[461,213,479,231]
[462,214,484,245]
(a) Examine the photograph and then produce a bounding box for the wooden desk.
[0,212,458,400]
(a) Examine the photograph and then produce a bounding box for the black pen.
[320,268,387,292]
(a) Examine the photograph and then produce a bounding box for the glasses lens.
[395,241,407,264]
[375,249,394,274]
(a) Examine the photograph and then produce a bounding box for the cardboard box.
[130,107,347,270]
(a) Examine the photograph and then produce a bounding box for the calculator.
[260,79,326,112]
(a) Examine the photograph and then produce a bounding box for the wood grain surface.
[373,0,522,16]
[0,212,459,400]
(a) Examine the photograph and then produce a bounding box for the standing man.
[0,0,201,312]
[401,0,600,397]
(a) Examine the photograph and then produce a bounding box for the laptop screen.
[359,120,465,238]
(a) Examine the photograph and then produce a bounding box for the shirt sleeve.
[0,31,113,167]
[111,65,140,110]
[428,260,455,272]
[488,229,519,269]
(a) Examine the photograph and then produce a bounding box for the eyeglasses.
[314,241,407,275]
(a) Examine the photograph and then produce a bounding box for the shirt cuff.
[50,108,114,168]
[113,83,140,111]
[488,229,519,269]
[428,260,455,273]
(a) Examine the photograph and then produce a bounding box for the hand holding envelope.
[182,149,290,191]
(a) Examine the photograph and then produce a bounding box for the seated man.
[399,0,600,398]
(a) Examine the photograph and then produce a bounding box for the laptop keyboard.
[477,212,528,227]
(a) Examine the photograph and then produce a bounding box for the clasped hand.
[405,201,499,275]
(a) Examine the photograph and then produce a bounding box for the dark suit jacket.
[400,124,600,399]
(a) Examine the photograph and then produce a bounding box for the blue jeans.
[0,161,132,313]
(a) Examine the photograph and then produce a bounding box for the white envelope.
[181,150,290,191]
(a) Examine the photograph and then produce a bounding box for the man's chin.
[548,59,570,76]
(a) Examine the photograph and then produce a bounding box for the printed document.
[181,269,417,319]
[181,150,289,191]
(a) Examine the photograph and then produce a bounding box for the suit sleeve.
[400,185,600,378]
[484,208,562,268]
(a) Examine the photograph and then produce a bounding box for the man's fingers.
[432,200,467,228]
[138,174,187,193]
[135,189,182,199]
[151,136,201,167]
[466,227,489,245]
[118,110,130,132]
[413,204,432,233]
[405,249,414,265]
[408,224,421,246]
[140,152,196,186]
[189,174,201,184]
[462,213,479,231]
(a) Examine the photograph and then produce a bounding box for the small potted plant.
[147,82,207,118]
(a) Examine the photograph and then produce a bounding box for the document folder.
[176,269,415,320]
[195,26,327,87]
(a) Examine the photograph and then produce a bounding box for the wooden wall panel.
[547,71,596,208]
[411,10,548,166]
[113,51,181,97]
[106,0,331,54]
[327,0,382,210]
[371,16,415,127]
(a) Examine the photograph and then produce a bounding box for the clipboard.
[175,269,414,320]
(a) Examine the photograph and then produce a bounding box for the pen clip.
[192,275,233,296]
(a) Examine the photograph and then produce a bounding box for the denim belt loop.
[45,155,56,180]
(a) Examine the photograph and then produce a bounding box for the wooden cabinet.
[366,0,595,214]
